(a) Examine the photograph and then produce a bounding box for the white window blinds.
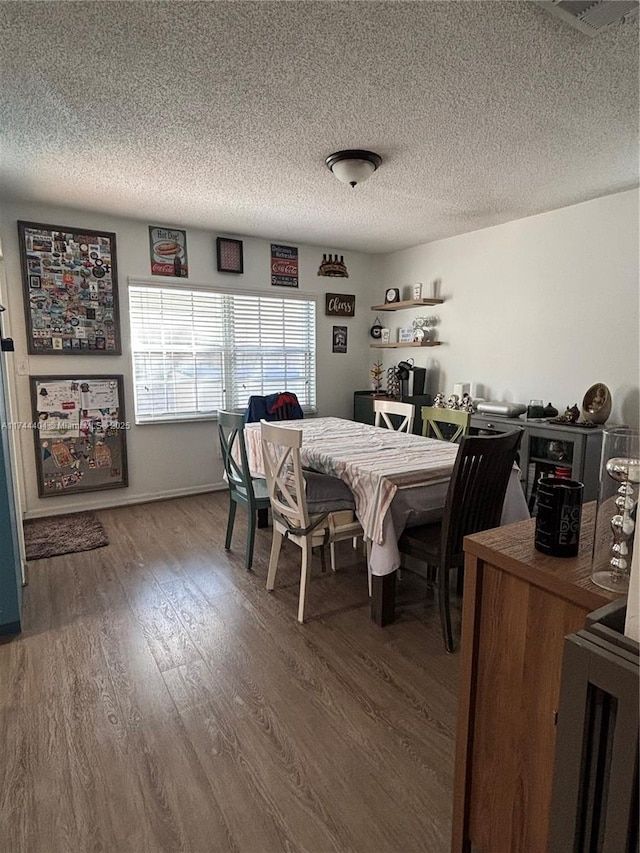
[129,283,316,422]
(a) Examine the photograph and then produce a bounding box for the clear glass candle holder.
[591,427,640,593]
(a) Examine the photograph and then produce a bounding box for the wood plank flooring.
[0,492,460,853]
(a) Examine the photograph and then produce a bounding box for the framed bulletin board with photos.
[18,221,121,355]
[30,375,128,497]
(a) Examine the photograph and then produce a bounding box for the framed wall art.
[332,325,347,353]
[216,237,244,273]
[149,226,188,277]
[271,244,298,287]
[325,293,355,316]
[18,221,121,355]
[30,375,129,497]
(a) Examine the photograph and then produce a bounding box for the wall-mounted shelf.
[371,298,444,311]
[370,341,442,349]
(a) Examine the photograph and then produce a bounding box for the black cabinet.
[353,391,433,436]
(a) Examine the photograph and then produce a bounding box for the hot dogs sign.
[148,226,188,278]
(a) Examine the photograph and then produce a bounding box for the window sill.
[136,406,317,425]
[135,415,218,426]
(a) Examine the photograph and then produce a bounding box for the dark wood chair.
[398,429,523,652]
[218,410,271,570]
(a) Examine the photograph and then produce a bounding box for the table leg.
[257,508,269,528]
[371,571,397,626]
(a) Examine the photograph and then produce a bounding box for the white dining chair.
[260,420,364,622]
[373,399,415,434]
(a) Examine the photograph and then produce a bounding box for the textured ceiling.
[1,1,638,253]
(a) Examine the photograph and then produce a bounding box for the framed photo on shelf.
[18,221,121,355]
[30,375,129,497]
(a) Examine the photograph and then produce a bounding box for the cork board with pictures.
[18,221,121,355]
[30,375,128,497]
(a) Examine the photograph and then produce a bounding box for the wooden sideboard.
[452,504,621,853]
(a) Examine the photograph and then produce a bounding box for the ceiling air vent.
[536,0,639,36]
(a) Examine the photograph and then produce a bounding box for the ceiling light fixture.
[325,149,382,188]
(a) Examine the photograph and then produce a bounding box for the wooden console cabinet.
[452,504,620,853]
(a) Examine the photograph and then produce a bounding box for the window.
[128,282,316,423]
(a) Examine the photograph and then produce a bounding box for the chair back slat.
[421,406,471,442]
[373,399,415,434]
[440,430,523,566]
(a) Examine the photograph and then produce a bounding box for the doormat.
[23,511,109,561]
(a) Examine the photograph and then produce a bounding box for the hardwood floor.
[1,493,460,853]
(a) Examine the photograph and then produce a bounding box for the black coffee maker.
[395,359,426,397]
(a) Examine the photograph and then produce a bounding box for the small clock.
[384,288,400,304]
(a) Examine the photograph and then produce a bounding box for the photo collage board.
[18,221,121,354]
[30,375,128,497]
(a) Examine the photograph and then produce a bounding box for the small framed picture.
[412,282,422,300]
[332,325,347,353]
[398,328,414,343]
[380,328,390,344]
[216,237,244,273]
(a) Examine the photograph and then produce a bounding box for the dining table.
[242,416,530,625]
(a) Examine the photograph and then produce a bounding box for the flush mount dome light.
[325,149,382,188]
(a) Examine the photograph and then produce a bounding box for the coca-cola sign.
[271,244,298,287]
[325,293,355,316]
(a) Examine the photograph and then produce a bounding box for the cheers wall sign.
[325,293,355,317]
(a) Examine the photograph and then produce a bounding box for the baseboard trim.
[23,482,228,519]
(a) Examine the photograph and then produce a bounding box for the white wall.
[377,190,639,428]
[2,190,638,517]
[0,201,375,516]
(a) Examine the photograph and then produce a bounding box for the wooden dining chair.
[218,411,271,570]
[260,420,364,622]
[373,399,415,433]
[421,406,471,443]
[398,429,523,651]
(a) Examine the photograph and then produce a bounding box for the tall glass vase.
[591,427,640,593]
